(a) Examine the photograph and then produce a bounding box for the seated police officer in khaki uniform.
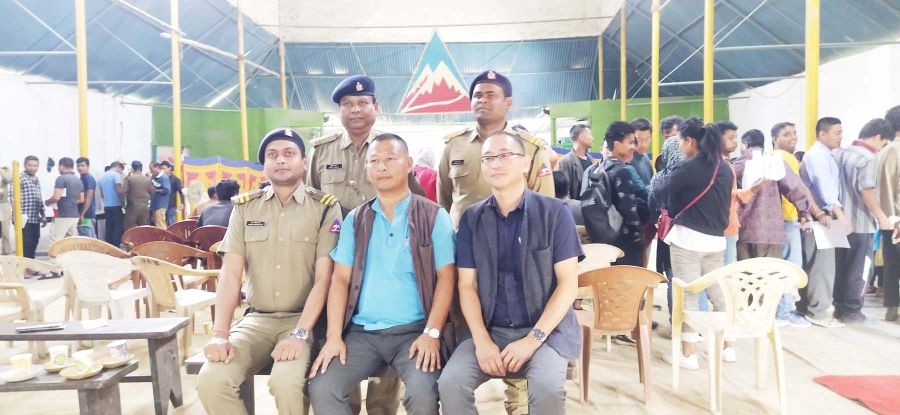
[308,133,456,415]
[196,128,343,415]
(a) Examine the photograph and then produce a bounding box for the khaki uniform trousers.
[0,203,12,254]
[153,208,167,228]
[196,313,313,415]
[124,206,150,229]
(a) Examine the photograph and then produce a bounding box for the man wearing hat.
[437,69,555,229]
[122,160,153,230]
[306,74,422,414]
[436,70,555,415]
[309,75,425,217]
[197,128,342,415]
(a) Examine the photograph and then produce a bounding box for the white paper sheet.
[812,221,850,249]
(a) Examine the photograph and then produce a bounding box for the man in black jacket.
[604,121,649,266]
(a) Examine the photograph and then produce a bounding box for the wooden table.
[0,361,138,414]
[0,318,188,415]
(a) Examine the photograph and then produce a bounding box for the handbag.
[656,159,721,240]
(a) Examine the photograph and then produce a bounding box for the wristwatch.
[530,328,547,344]
[423,327,441,339]
[290,328,311,343]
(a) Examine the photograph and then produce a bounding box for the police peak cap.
[468,70,512,98]
[331,75,375,104]
[258,128,305,164]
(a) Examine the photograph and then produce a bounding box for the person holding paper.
[733,129,827,328]
[833,118,894,324]
[797,117,849,328]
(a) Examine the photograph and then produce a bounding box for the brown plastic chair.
[122,226,189,248]
[167,219,199,241]
[131,241,214,284]
[576,265,667,404]
[189,225,227,252]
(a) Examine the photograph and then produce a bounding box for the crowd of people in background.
[550,105,900,369]
[1,154,241,268]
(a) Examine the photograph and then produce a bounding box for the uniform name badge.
[246,221,266,227]
[325,164,343,170]
[450,160,464,166]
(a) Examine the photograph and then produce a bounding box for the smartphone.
[15,323,66,333]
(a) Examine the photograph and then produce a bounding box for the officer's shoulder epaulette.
[310,133,341,147]
[444,127,473,143]
[305,187,338,207]
[231,189,265,205]
[512,126,547,149]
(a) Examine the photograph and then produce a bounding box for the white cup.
[106,340,128,360]
[48,345,70,366]
[73,350,94,372]
[9,353,32,374]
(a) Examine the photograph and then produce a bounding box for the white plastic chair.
[0,256,68,356]
[131,256,219,359]
[54,251,149,320]
[671,257,808,414]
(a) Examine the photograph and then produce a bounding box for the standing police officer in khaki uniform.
[197,128,342,415]
[309,75,424,217]
[436,70,555,415]
[0,165,13,254]
[306,75,415,415]
[437,70,555,229]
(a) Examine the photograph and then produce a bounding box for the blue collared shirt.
[801,141,843,211]
[150,173,170,211]
[98,170,122,207]
[331,194,456,330]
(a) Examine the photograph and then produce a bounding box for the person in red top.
[413,146,438,202]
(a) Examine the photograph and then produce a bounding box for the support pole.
[651,0,661,161]
[704,0,714,122]
[619,3,627,120]
[170,0,183,221]
[279,38,288,109]
[237,1,250,161]
[12,161,23,257]
[75,0,88,157]
[805,0,820,150]
[597,35,604,100]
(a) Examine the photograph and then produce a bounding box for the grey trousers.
[670,244,726,341]
[798,230,836,320]
[309,322,439,415]
[438,327,568,415]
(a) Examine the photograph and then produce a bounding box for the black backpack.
[579,161,623,244]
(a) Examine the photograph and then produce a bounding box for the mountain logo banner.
[398,32,470,114]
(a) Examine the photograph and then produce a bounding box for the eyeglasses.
[480,152,524,165]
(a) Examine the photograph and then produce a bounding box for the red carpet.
[815,375,900,415]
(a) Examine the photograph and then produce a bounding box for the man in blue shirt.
[149,162,171,228]
[75,157,97,238]
[98,161,125,246]
[309,133,456,415]
[798,117,850,328]
[438,131,583,414]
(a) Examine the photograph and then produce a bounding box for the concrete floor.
[2,266,897,414]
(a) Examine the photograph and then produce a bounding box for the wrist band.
[212,329,229,338]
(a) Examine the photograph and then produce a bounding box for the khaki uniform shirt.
[437,124,555,227]
[309,129,424,213]
[218,184,342,313]
[122,173,153,209]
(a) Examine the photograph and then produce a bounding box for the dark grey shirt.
[198,201,234,227]
[55,172,84,218]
